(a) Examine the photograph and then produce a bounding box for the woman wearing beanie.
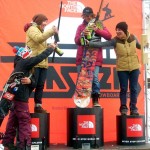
[87,21,141,116]
[24,14,58,113]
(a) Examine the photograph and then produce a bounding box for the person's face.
[82,14,93,23]
[116,28,126,39]
[40,20,48,30]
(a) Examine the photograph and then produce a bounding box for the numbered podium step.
[30,113,50,150]
[67,107,104,149]
[116,115,145,145]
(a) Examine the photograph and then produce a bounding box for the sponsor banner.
[0,0,143,144]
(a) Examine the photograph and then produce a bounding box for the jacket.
[12,48,53,102]
[89,32,141,71]
[74,20,112,66]
[25,23,55,68]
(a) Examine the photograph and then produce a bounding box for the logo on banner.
[126,118,143,137]
[77,115,95,134]
[62,1,84,13]
[31,118,40,138]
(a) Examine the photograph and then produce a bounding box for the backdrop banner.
[0,0,143,144]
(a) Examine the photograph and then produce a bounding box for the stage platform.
[48,142,150,150]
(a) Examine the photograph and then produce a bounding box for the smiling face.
[82,14,94,23]
[116,28,127,39]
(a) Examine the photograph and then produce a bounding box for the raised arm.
[94,26,112,40]
[89,38,116,48]
[134,36,141,49]
[27,25,56,43]
[23,47,55,70]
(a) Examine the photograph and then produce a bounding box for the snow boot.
[91,93,101,107]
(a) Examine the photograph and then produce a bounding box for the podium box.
[30,113,50,149]
[116,115,145,145]
[0,117,3,126]
[67,107,104,149]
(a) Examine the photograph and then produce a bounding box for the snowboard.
[74,46,99,108]
[0,72,24,126]
[73,18,103,108]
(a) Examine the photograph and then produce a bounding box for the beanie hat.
[13,46,32,59]
[116,22,128,35]
[32,14,48,25]
[82,7,93,15]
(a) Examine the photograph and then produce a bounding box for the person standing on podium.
[74,7,112,107]
[2,44,57,150]
[24,14,58,113]
[87,22,141,115]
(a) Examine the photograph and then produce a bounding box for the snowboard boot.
[34,106,47,113]
[91,93,101,107]
[16,146,31,150]
[3,143,17,150]
[120,105,128,115]
[130,109,139,116]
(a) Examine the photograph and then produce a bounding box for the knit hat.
[116,22,128,35]
[13,46,32,59]
[82,7,93,15]
[32,14,48,25]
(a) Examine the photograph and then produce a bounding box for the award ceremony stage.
[28,108,150,150]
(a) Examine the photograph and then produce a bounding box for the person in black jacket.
[2,44,56,150]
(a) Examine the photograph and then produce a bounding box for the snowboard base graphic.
[74,48,98,108]
[0,72,24,126]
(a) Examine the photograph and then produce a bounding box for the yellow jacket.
[26,23,55,68]
[89,32,141,71]
[115,33,141,71]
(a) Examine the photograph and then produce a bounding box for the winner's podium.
[116,115,145,145]
[67,107,104,149]
[30,113,50,150]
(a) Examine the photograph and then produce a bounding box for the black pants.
[34,67,47,104]
[117,69,140,111]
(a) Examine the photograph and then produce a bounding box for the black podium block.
[0,117,3,126]
[30,113,50,149]
[116,115,145,145]
[67,107,104,149]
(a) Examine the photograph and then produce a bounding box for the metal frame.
[142,0,150,143]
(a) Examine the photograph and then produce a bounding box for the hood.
[14,55,22,68]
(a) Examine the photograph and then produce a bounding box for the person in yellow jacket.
[24,14,58,113]
[87,22,141,116]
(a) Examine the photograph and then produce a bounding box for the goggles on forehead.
[14,46,32,59]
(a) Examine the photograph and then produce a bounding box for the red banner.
[0,0,143,144]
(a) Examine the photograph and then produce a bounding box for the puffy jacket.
[25,23,55,68]
[12,48,53,102]
[89,32,141,71]
[74,20,112,66]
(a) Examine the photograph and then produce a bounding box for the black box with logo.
[0,117,3,126]
[116,115,145,145]
[67,107,104,149]
[30,113,50,150]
